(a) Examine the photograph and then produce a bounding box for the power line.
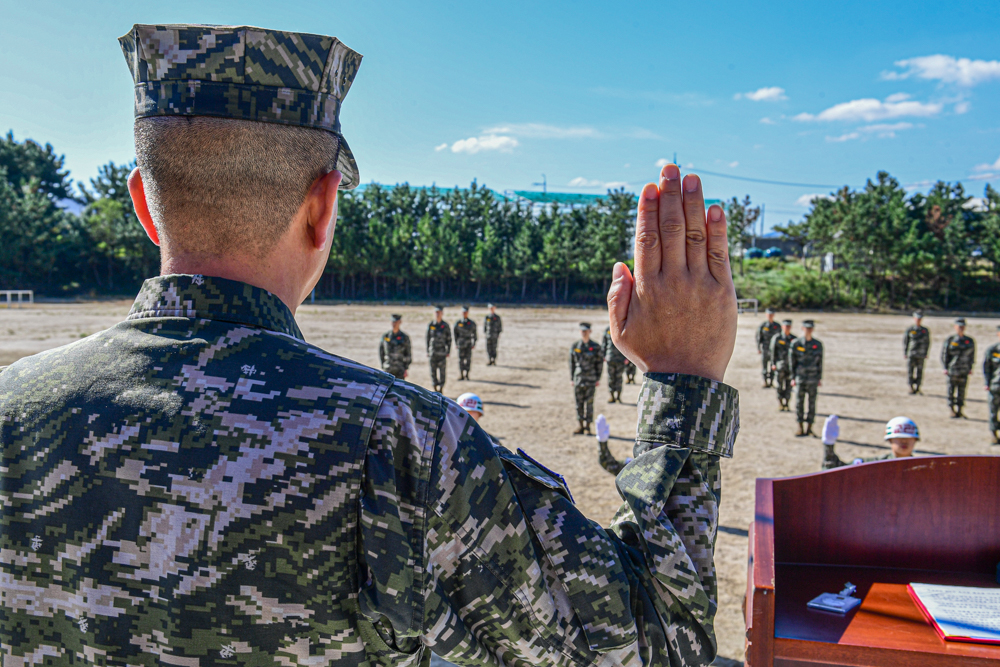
[690,167,841,190]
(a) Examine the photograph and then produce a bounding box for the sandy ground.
[3,300,999,664]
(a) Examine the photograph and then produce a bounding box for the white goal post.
[737,298,758,315]
[1,290,33,308]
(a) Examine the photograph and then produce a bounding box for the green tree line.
[765,171,1000,311]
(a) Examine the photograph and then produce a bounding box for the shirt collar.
[127,274,303,340]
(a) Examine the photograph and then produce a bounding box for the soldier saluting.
[904,310,930,393]
[570,322,604,434]
[941,317,975,418]
[453,305,477,381]
[769,318,795,411]
[379,313,411,379]
[756,307,781,387]
[427,305,451,393]
[790,319,823,437]
[483,303,502,365]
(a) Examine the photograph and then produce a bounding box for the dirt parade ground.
[3,301,999,663]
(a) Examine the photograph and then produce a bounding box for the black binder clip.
[807,582,862,614]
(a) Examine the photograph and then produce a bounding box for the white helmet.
[885,417,919,440]
[457,393,484,415]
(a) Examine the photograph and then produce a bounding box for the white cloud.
[825,122,916,142]
[882,55,1000,87]
[796,193,835,207]
[434,143,448,152]
[449,134,518,154]
[974,155,1000,172]
[567,177,629,190]
[735,86,787,102]
[968,173,997,182]
[885,92,911,103]
[955,101,971,114]
[728,161,740,168]
[655,158,673,168]
[760,117,776,125]
[796,96,941,122]
[483,123,599,139]
[826,132,861,143]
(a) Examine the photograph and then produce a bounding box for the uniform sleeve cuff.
[635,373,739,458]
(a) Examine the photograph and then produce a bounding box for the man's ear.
[127,168,159,246]
[306,170,343,250]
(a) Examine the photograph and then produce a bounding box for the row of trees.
[773,172,1000,311]
[4,130,1000,310]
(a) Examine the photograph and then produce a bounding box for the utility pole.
[533,174,547,194]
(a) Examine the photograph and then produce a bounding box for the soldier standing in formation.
[483,303,502,365]
[453,305,478,380]
[602,324,626,403]
[941,318,975,418]
[790,319,823,437]
[624,358,637,384]
[427,305,451,393]
[903,310,930,393]
[769,318,795,411]
[378,313,411,379]
[756,307,781,387]
[983,326,1000,443]
[569,322,604,435]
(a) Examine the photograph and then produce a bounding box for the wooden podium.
[745,456,1000,666]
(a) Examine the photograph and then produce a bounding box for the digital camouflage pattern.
[0,274,740,667]
[822,448,893,469]
[453,317,477,377]
[769,332,795,406]
[426,320,451,357]
[570,339,604,387]
[379,329,411,379]
[904,325,930,359]
[941,334,975,376]
[119,24,363,188]
[602,327,626,396]
[484,314,502,365]
[756,321,781,382]
[982,341,1000,431]
[789,336,823,383]
[598,440,627,475]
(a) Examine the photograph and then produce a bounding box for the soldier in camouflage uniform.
[756,307,781,387]
[0,30,742,667]
[570,323,604,434]
[982,326,1000,443]
[903,310,930,393]
[602,324,627,403]
[453,305,477,381]
[941,317,975,418]
[427,305,452,393]
[769,318,794,411]
[378,313,411,379]
[790,319,823,437]
[483,303,502,365]
[594,415,631,475]
[624,358,637,384]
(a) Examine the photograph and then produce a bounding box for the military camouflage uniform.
[625,359,637,384]
[379,329,411,379]
[483,313,502,365]
[904,324,930,392]
[427,319,452,392]
[598,440,628,475]
[453,316,477,380]
[983,340,1000,434]
[0,274,740,667]
[769,331,795,409]
[790,336,823,429]
[602,326,627,402]
[822,451,894,469]
[570,338,604,429]
[941,334,975,413]
[756,320,782,385]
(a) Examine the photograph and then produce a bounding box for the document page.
[908,583,1000,644]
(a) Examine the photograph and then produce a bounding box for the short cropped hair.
[134,116,339,258]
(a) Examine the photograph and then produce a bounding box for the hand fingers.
[706,204,732,284]
[607,262,633,341]
[633,183,661,279]
[682,174,708,275]
[658,163,686,274]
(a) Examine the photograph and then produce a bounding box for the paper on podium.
[908,583,1000,645]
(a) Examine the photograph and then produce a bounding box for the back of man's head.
[135,116,339,259]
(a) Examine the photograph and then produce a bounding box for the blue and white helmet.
[885,417,919,440]
[457,393,484,415]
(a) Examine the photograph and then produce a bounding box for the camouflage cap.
[462,305,470,312]
[913,310,924,318]
[765,307,776,314]
[391,314,402,322]
[580,322,591,330]
[118,24,363,189]
[434,305,444,312]
[803,319,815,328]
[782,318,793,325]
[954,317,966,326]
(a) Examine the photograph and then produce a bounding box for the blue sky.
[2,0,999,230]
